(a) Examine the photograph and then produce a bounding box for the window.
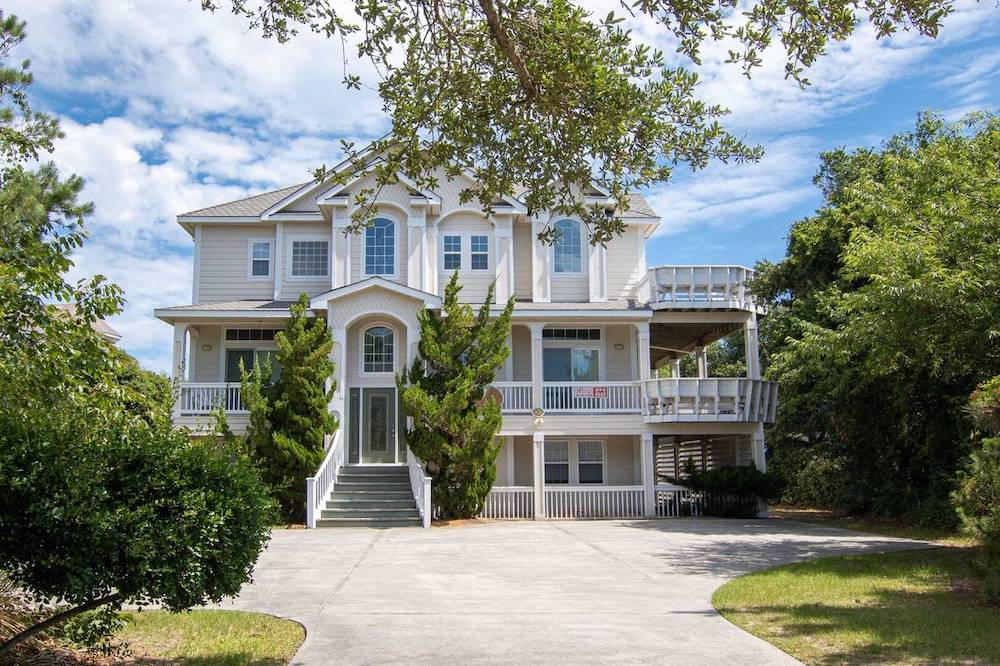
[543,348,600,381]
[443,235,462,270]
[225,349,280,383]
[363,326,394,373]
[291,240,329,277]
[225,328,278,341]
[365,218,395,275]
[577,440,604,484]
[249,240,271,278]
[553,219,582,274]
[544,441,570,484]
[542,328,601,340]
[470,235,489,270]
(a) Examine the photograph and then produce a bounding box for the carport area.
[218,519,932,665]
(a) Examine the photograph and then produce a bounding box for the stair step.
[332,489,412,497]
[337,473,410,483]
[315,517,423,528]
[335,482,411,492]
[340,466,408,476]
[327,498,416,509]
[321,508,420,519]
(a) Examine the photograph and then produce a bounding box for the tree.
[754,112,1000,523]
[398,273,515,519]
[242,293,337,521]
[200,0,955,243]
[0,14,274,657]
[677,329,746,378]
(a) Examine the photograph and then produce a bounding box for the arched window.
[363,326,394,373]
[365,217,395,276]
[553,219,582,274]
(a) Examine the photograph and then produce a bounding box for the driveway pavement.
[217,519,932,665]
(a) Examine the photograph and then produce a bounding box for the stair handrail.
[407,448,432,529]
[306,429,344,529]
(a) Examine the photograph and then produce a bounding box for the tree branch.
[476,0,536,102]
[0,592,123,657]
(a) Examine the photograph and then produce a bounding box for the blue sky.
[9,0,1000,372]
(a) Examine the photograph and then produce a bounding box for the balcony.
[175,382,246,415]
[640,265,759,312]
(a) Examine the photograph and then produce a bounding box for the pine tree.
[398,273,515,519]
[242,292,337,521]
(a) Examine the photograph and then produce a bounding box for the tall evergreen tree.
[399,273,515,519]
[243,292,337,521]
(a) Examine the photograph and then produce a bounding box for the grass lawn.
[117,609,304,665]
[770,505,970,545]
[713,547,999,665]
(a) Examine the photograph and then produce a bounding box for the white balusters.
[177,382,245,414]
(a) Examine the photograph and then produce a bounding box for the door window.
[542,347,600,381]
[225,349,280,382]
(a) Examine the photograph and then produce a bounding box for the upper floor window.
[470,235,489,270]
[553,219,582,274]
[248,240,272,278]
[363,326,394,373]
[443,235,462,271]
[365,218,395,276]
[291,240,329,278]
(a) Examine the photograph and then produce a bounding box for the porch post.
[532,432,546,519]
[751,424,768,517]
[670,358,682,378]
[635,323,651,381]
[503,332,513,381]
[529,323,544,410]
[641,433,656,517]
[171,323,188,382]
[695,346,709,378]
[744,311,761,380]
[505,436,515,486]
[425,224,439,295]
[330,325,347,420]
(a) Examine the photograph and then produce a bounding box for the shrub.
[969,376,1000,437]
[952,437,1000,603]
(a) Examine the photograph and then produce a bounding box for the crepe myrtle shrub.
[953,376,1000,603]
[0,404,276,657]
[398,273,515,519]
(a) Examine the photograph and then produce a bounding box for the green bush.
[952,437,1000,603]
[676,460,785,500]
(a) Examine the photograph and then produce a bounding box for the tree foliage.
[399,273,514,519]
[754,112,1000,523]
[201,0,954,243]
[0,14,274,657]
[242,292,337,522]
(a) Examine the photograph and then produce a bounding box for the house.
[155,154,778,527]
[54,303,122,344]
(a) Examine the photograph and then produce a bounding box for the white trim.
[273,223,284,299]
[359,321,398,377]
[437,231,492,273]
[575,438,607,486]
[551,218,585,276]
[362,216,400,279]
[219,331,281,383]
[268,212,324,221]
[177,215,259,224]
[543,439,571,485]
[247,238,273,280]
[309,276,442,309]
[191,225,202,304]
[287,235,331,281]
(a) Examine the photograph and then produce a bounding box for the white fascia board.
[494,309,653,320]
[309,276,442,309]
[154,309,297,323]
[177,215,260,224]
[268,212,325,221]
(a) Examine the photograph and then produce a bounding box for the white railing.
[544,486,645,519]
[481,486,535,519]
[654,484,703,517]
[305,430,344,529]
[642,378,778,423]
[407,448,432,528]
[491,382,533,413]
[644,265,757,310]
[177,382,245,414]
[542,382,642,413]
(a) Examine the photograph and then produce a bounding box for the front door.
[362,387,396,464]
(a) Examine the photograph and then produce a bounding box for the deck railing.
[305,430,344,529]
[176,382,245,414]
[481,486,535,519]
[491,382,533,413]
[640,265,757,310]
[641,378,778,423]
[541,382,642,413]
[407,448,432,528]
[653,484,703,517]
[544,486,645,519]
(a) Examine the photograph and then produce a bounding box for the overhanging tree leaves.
[754,111,1000,523]
[201,0,955,243]
[399,273,514,519]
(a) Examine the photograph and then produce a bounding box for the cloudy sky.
[9,0,1000,372]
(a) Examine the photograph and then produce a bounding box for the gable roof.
[180,184,308,217]
[618,194,657,219]
[53,303,122,343]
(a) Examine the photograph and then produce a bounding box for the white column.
[670,358,682,378]
[636,323,651,381]
[751,424,766,472]
[273,221,284,299]
[493,215,513,302]
[744,311,761,380]
[191,225,202,304]
[407,210,426,291]
[406,324,420,369]
[641,433,655,517]
[532,432,546,519]
[332,208,351,289]
[531,217,550,303]
[505,436,515,486]
[529,323,544,410]
[695,346,709,378]
[503,332,513,381]
[330,325,347,419]
[588,241,607,302]
[171,323,188,381]
[425,224,439,295]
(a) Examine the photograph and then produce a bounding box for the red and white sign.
[574,386,608,398]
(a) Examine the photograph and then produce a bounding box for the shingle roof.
[617,193,658,219]
[53,303,122,341]
[180,184,308,217]
[157,300,296,312]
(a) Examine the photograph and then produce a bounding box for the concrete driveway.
[218,519,931,665]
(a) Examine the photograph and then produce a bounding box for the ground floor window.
[577,440,605,484]
[544,440,570,484]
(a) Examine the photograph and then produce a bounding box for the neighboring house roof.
[154,300,298,323]
[618,194,657,219]
[180,184,308,217]
[53,303,122,343]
